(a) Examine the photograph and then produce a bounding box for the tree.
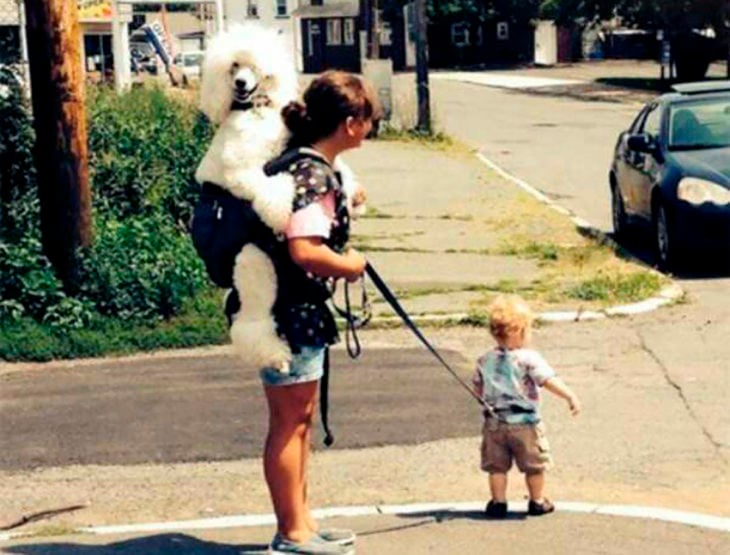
[543,0,730,80]
[25,0,91,291]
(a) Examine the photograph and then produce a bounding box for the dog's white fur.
[196,24,361,372]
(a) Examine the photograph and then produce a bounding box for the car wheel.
[653,201,680,272]
[611,184,629,240]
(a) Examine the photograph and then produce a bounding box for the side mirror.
[627,133,658,154]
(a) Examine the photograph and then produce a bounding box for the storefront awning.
[78,1,112,22]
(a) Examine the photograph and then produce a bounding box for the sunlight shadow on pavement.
[2,533,269,555]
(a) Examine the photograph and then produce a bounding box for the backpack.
[190,148,312,288]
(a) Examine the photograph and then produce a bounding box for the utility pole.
[25,0,91,291]
[414,0,431,134]
[370,0,380,59]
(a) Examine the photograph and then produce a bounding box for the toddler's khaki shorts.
[480,420,553,474]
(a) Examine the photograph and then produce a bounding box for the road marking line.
[3,500,728,542]
[432,72,584,89]
[71,501,730,536]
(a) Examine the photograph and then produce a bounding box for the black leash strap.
[365,262,494,416]
[321,276,371,447]
[331,277,372,359]
[320,348,334,447]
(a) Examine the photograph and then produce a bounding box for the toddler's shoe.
[484,500,508,519]
[527,498,555,516]
[317,528,356,546]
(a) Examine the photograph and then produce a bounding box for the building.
[225,0,298,62]
[0,0,21,64]
[227,1,362,73]
[293,1,361,73]
[427,16,535,68]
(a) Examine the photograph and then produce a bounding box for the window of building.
[497,22,509,41]
[451,22,469,47]
[326,19,342,45]
[344,18,355,46]
[247,0,259,18]
[275,0,287,17]
[311,0,323,6]
[380,21,392,46]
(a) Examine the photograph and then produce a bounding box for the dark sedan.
[610,81,730,270]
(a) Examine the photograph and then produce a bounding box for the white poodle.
[195,24,360,373]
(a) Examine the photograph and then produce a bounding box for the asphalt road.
[431,79,641,232]
[429,76,730,458]
[0,349,478,471]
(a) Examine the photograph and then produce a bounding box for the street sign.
[143,20,175,68]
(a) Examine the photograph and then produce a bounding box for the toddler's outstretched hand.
[567,394,581,416]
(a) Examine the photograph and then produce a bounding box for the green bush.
[0,290,227,362]
[88,86,213,224]
[1,84,217,355]
[0,64,38,241]
[81,213,207,321]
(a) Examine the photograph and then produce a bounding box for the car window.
[184,53,203,67]
[629,107,649,134]
[641,104,662,138]
[669,97,730,150]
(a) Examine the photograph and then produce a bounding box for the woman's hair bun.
[282,101,310,137]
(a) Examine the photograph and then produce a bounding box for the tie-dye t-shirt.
[472,347,556,424]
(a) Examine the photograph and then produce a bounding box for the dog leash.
[365,262,495,417]
[320,277,371,447]
[321,264,495,447]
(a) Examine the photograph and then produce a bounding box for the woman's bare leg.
[263,381,318,543]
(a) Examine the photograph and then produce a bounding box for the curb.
[473,152,684,321]
[2,500,728,542]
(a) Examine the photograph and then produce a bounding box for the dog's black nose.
[235,77,247,90]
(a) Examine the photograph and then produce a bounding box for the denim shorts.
[260,346,326,387]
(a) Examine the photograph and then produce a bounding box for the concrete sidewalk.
[341,140,670,319]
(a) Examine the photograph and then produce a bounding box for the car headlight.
[677,177,730,206]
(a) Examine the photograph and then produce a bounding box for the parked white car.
[172,50,204,86]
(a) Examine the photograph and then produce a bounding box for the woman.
[262,71,379,555]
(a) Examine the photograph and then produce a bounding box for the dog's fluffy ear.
[199,29,237,124]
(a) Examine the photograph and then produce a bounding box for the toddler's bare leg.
[489,472,508,502]
[525,471,545,502]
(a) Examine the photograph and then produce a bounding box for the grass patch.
[354,245,434,253]
[437,214,474,221]
[375,124,456,151]
[362,206,398,219]
[566,272,664,304]
[497,241,560,261]
[0,289,227,362]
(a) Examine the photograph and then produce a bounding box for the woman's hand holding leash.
[352,186,367,209]
[343,248,367,282]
